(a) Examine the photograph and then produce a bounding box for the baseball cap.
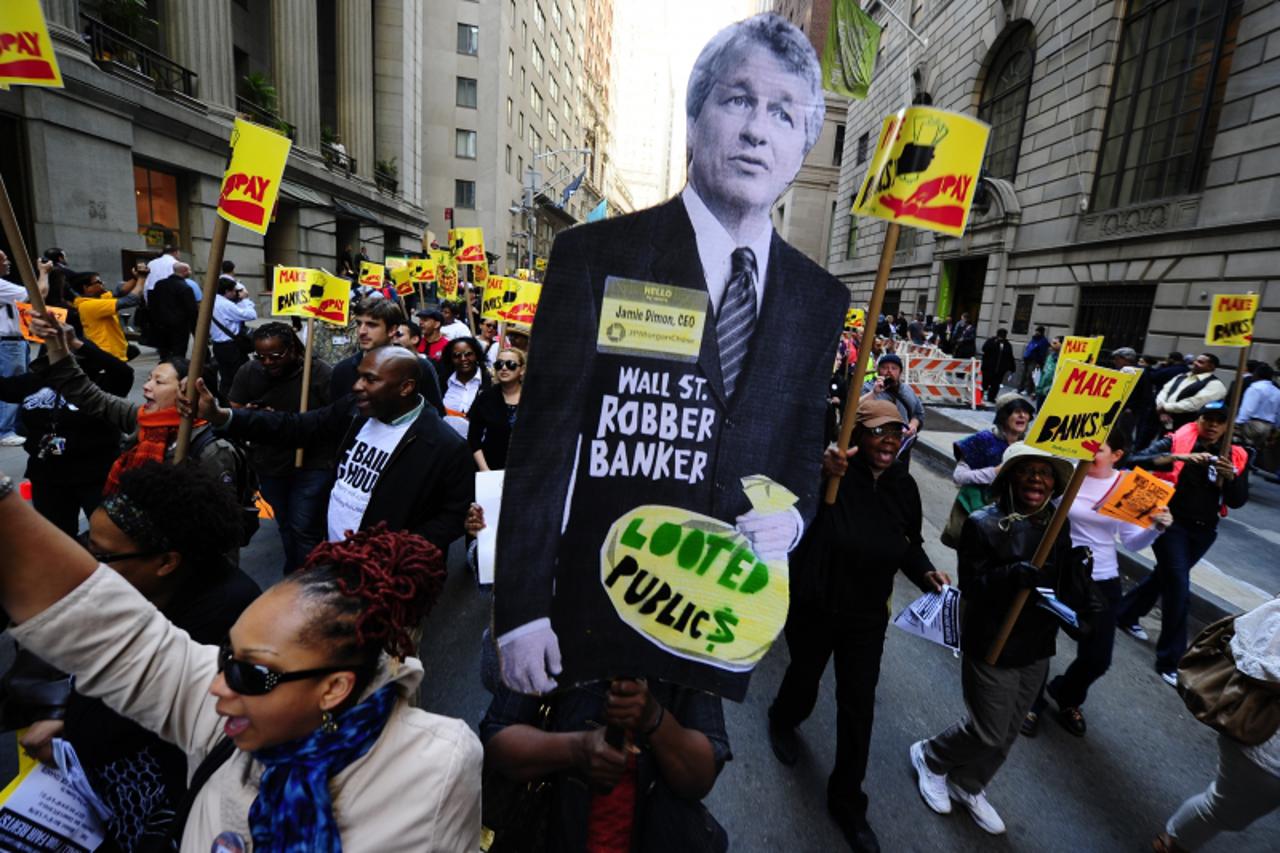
[877,353,903,370]
[1112,347,1138,361]
[1198,400,1230,421]
[416,308,444,322]
[854,398,904,429]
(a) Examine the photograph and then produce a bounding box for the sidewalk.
[914,401,1279,622]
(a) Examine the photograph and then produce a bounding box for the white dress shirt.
[210,293,258,342]
[443,372,482,415]
[680,184,772,315]
[0,277,29,337]
[441,319,473,341]
[143,252,178,296]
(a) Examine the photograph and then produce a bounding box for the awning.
[279,180,329,207]
[332,197,382,223]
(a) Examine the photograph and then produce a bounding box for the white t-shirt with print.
[327,417,414,541]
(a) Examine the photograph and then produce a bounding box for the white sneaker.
[910,740,951,814]
[1160,671,1178,688]
[0,434,24,447]
[1122,623,1150,641]
[946,781,1006,835]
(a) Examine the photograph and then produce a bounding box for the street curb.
[913,408,1235,627]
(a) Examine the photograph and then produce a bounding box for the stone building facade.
[0,0,432,304]
[830,0,1278,368]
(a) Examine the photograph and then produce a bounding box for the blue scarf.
[249,684,397,853]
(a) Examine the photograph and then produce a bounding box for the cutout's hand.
[497,618,562,695]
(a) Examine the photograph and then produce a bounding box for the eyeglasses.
[1014,465,1056,482]
[76,530,160,564]
[253,350,289,363]
[494,359,521,371]
[864,424,904,437]
[217,644,365,696]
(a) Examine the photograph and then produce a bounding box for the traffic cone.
[974,384,983,408]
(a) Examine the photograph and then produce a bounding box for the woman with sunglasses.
[439,336,491,418]
[477,319,501,366]
[0,479,483,851]
[467,347,525,472]
[4,462,259,850]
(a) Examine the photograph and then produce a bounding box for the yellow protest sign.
[599,477,796,670]
[410,257,435,284]
[473,260,489,288]
[1028,360,1137,461]
[1205,293,1259,347]
[515,268,533,281]
[0,1,63,88]
[1095,467,1176,529]
[14,303,67,343]
[481,275,510,320]
[358,261,385,288]
[1055,335,1104,375]
[436,251,459,300]
[535,256,548,273]
[390,265,415,296]
[384,255,409,272]
[217,118,291,235]
[853,106,990,237]
[845,307,865,331]
[503,280,542,326]
[449,227,486,265]
[271,267,351,326]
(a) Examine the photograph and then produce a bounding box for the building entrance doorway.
[939,257,987,323]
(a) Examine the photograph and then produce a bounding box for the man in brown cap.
[768,397,950,853]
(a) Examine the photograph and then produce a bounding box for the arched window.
[978,24,1035,182]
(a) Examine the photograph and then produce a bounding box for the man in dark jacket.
[1018,326,1048,393]
[980,328,1016,402]
[769,399,948,852]
[148,261,198,359]
[911,443,1080,837]
[189,346,472,552]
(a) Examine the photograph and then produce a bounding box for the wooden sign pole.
[1218,344,1251,454]
[0,177,47,315]
[824,222,900,504]
[984,460,1091,665]
[294,317,316,468]
[175,216,230,462]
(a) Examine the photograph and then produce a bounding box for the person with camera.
[861,353,924,467]
[210,263,257,392]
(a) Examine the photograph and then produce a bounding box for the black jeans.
[211,340,247,396]
[770,603,889,816]
[1032,577,1122,712]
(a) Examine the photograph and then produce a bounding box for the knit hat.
[877,353,903,371]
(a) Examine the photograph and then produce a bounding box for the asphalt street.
[1,357,1277,850]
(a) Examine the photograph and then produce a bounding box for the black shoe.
[1055,706,1087,737]
[829,808,880,853]
[1019,710,1039,737]
[767,715,800,766]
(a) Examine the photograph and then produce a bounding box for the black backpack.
[189,428,260,547]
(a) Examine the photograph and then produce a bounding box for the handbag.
[212,315,254,357]
[1177,615,1280,745]
[480,702,555,853]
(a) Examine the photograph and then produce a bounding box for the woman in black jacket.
[910,443,1083,837]
[467,346,525,471]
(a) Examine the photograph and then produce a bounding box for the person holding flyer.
[1021,425,1171,737]
[769,398,949,852]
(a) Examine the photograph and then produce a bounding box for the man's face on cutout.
[687,44,810,219]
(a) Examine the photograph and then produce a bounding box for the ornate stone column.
[39,0,91,59]
[162,0,236,115]
[336,0,374,178]
[271,0,321,151]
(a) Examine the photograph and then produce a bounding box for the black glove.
[1012,560,1046,590]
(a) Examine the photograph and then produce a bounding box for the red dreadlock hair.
[293,524,446,661]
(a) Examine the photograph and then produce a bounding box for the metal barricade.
[901,344,980,409]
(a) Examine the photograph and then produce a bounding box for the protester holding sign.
[493,13,849,699]
[0,485,483,851]
[768,398,949,852]
[912,443,1093,835]
[1117,401,1249,685]
[942,393,1034,548]
[1022,426,1171,737]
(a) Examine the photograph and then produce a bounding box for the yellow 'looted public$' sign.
[449,227,486,264]
[854,106,990,237]
[599,476,795,671]
[1205,294,1258,347]
[272,266,351,326]
[1029,360,1137,461]
[1054,335,1104,375]
[217,119,291,235]
[0,0,63,88]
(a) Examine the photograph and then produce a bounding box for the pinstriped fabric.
[717,247,758,398]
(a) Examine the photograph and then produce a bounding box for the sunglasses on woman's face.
[217,645,360,696]
[494,359,521,371]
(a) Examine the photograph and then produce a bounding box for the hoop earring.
[320,710,338,735]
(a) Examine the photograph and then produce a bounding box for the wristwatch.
[0,474,13,502]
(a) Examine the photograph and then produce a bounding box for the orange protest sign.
[217,118,292,234]
[448,227,485,265]
[15,302,67,343]
[358,261,385,288]
[1095,468,1176,529]
[0,0,63,88]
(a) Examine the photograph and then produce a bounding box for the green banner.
[821,0,881,100]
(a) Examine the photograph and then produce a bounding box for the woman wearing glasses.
[468,347,525,472]
[0,476,483,851]
[4,462,259,850]
[439,336,491,419]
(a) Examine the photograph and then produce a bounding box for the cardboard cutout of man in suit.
[494,13,850,700]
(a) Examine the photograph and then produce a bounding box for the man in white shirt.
[1156,353,1228,430]
[439,301,473,340]
[1237,363,1280,474]
[0,249,32,445]
[143,245,180,298]
[210,275,258,392]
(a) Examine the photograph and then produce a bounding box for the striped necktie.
[717,247,758,398]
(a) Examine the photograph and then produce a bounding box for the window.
[550,39,561,67]
[509,0,515,25]
[506,145,512,173]
[456,77,478,108]
[518,111,525,139]
[533,45,544,76]
[563,95,572,120]
[856,132,869,164]
[508,49,514,76]
[833,124,845,167]
[518,155,524,178]
[521,21,527,46]
[456,129,477,159]
[845,212,858,260]
[133,164,182,247]
[1076,285,1157,352]
[535,3,545,32]
[566,2,575,24]
[1093,0,1243,209]
[562,130,571,150]
[532,130,542,154]
[566,33,575,61]
[506,97,513,125]
[456,24,478,55]
[455,179,476,208]
[520,66,526,93]
[1011,294,1035,335]
[977,23,1034,181]
[552,3,561,29]
[531,86,543,116]
[882,289,902,320]
[549,75,559,102]
[548,112,558,138]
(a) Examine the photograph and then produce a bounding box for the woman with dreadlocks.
[0,473,483,852]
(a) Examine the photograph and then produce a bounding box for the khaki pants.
[923,655,1048,794]
[1168,734,1280,849]
[1238,419,1278,472]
